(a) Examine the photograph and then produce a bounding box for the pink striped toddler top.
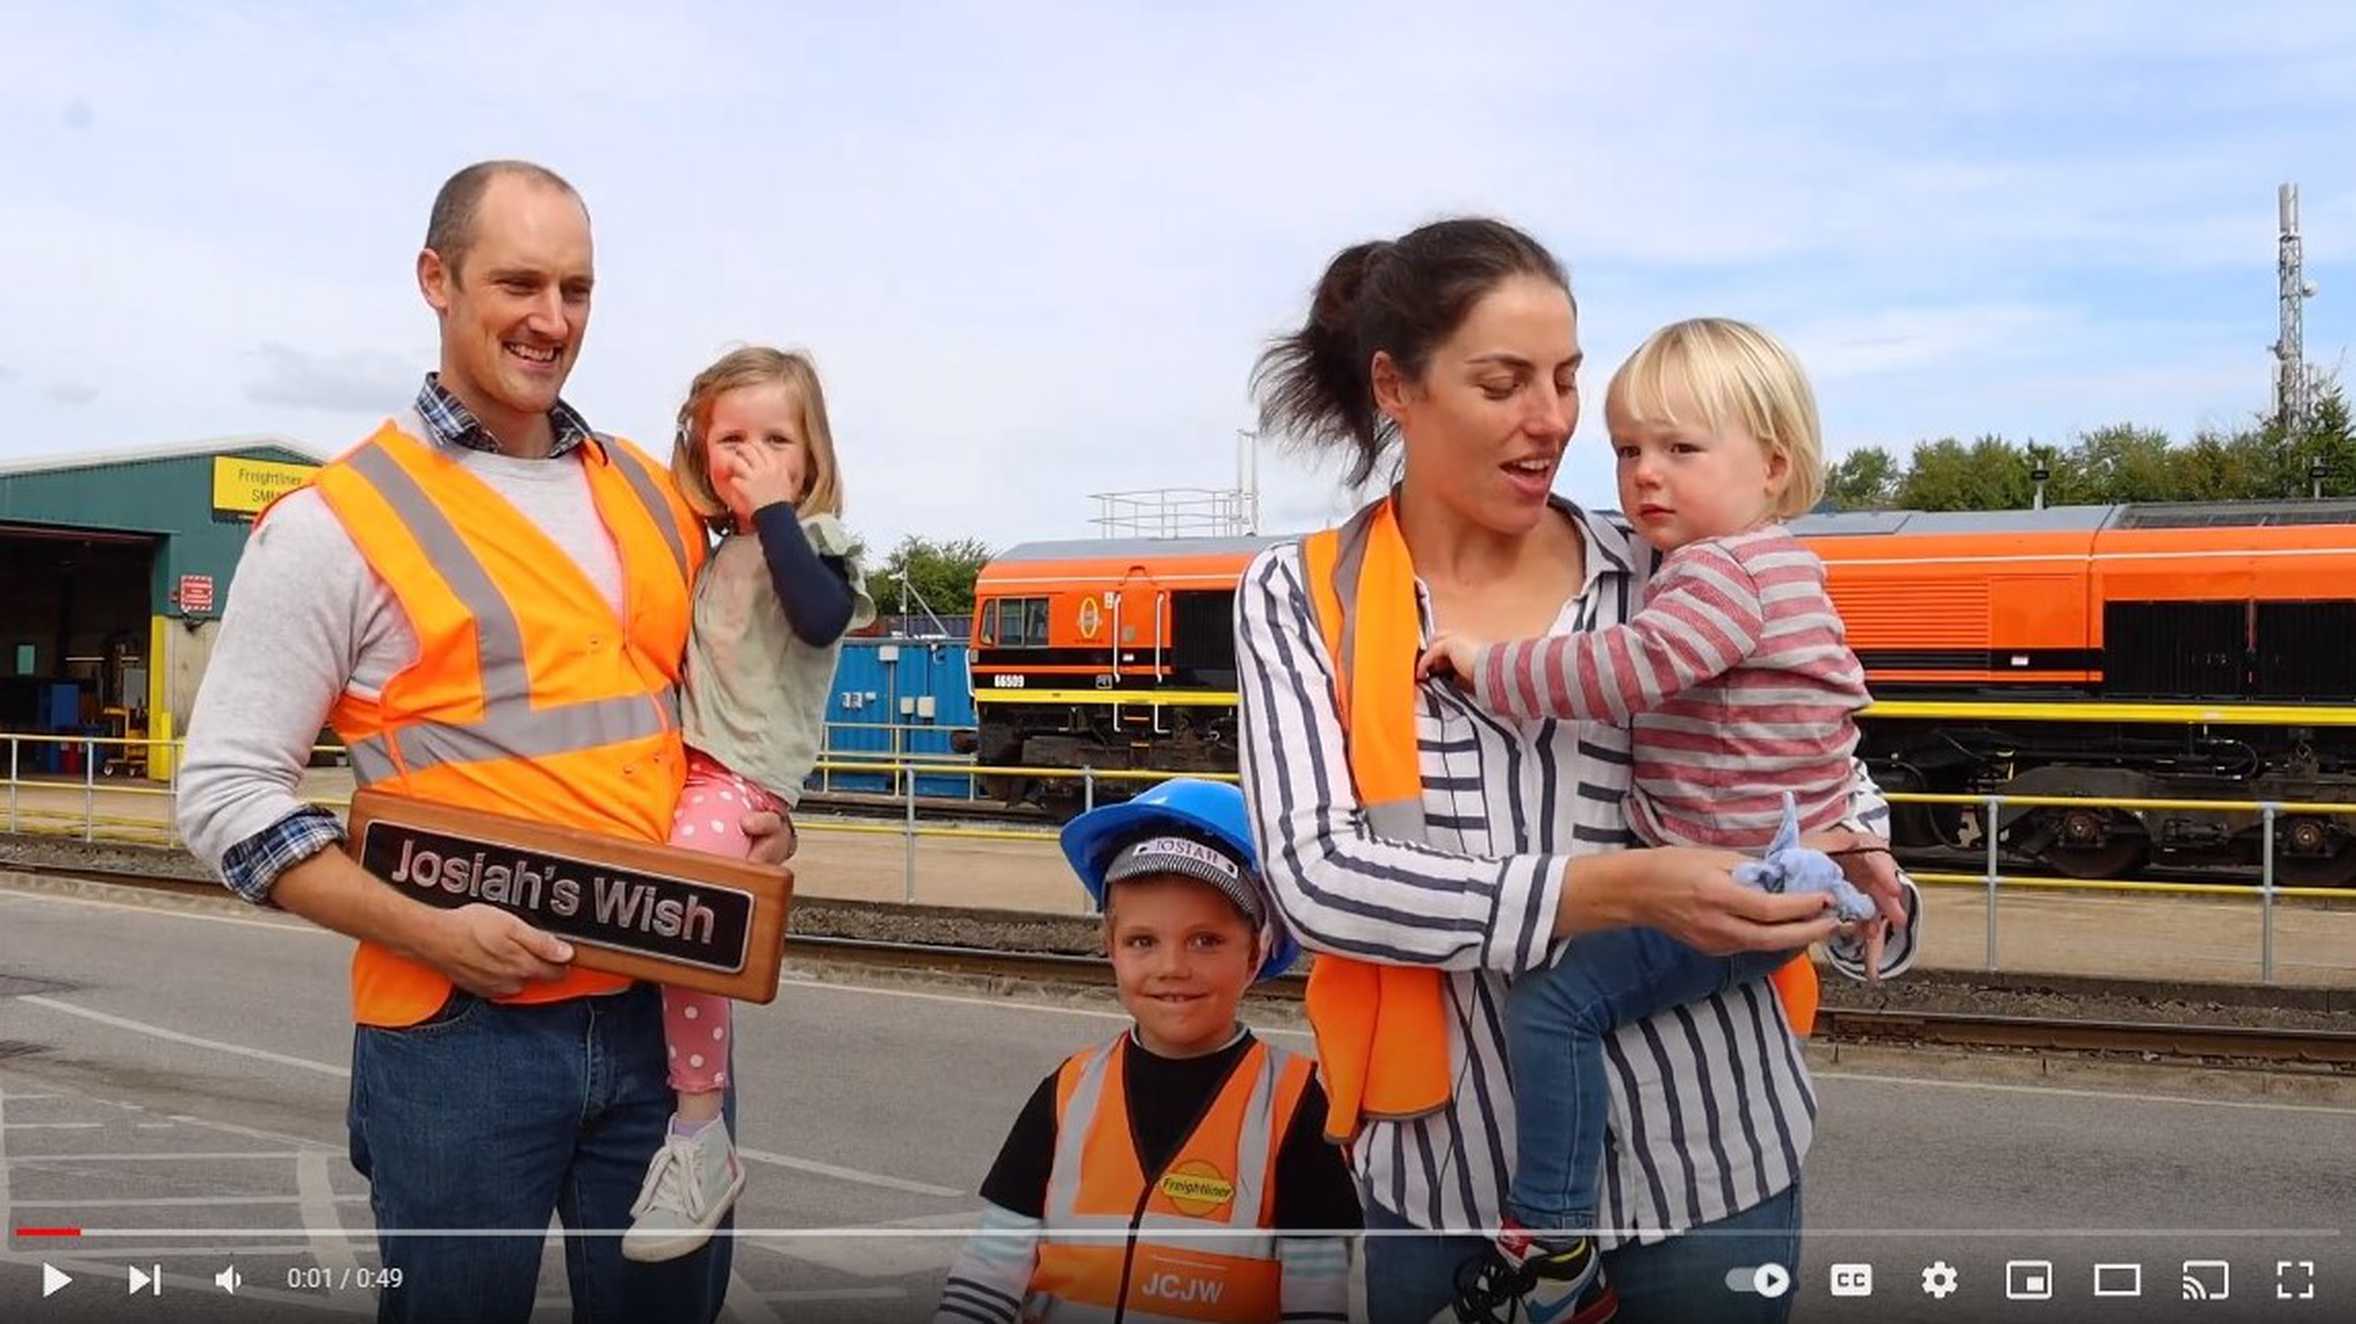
[1472,525,1869,850]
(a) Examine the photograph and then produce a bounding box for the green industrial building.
[0,436,323,778]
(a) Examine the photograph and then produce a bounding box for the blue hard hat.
[1061,778,1299,981]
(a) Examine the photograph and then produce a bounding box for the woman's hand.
[1558,846,1841,954]
[1416,632,1486,685]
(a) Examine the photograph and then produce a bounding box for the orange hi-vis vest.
[281,414,707,1027]
[1028,1033,1315,1324]
[1297,496,1819,1142]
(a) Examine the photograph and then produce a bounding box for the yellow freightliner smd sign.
[212,456,318,517]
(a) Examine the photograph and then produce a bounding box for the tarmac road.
[1,879,2347,1323]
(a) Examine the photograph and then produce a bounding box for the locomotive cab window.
[983,597,1050,648]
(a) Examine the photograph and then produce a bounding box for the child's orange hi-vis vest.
[269,417,707,1027]
[1297,496,1819,1143]
[1028,1033,1314,1323]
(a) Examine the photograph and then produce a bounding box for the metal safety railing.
[3,731,2347,983]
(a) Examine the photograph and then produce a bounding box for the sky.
[4,2,2353,551]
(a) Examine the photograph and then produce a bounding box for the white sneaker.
[621,1121,746,1263]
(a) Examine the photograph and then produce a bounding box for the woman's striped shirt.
[1234,500,1917,1245]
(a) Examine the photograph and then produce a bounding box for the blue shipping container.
[813,637,975,799]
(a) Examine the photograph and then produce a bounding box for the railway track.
[14,863,2353,1072]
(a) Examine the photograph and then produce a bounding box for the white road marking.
[299,1148,362,1282]
[12,1193,368,1208]
[164,1111,338,1151]
[20,995,352,1079]
[1816,1070,2356,1116]
[0,1122,102,1129]
[12,1000,975,1197]
[723,1266,787,1324]
[737,1146,964,1198]
[0,1081,15,1254]
[0,885,329,934]
[740,1209,975,1279]
[5,1150,309,1163]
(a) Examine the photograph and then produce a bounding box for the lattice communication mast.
[2273,182,2321,432]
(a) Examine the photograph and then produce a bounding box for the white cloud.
[0,2,2349,549]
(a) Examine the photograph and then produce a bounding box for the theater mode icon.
[2093,1263,2143,1298]
[1829,1263,1874,1298]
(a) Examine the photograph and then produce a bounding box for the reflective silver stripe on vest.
[1042,1039,1114,1229]
[1328,495,1432,846]
[349,735,396,784]
[349,690,676,786]
[345,443,531,705]
[1329,498,1381,688]
[598,434,693,588]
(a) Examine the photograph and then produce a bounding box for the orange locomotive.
[968,501,2356,885]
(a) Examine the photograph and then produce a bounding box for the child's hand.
[713,442,801,524]
[1416,633,1485,685]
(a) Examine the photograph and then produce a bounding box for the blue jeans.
[347,982,735,1323]
[1506,928,1789,1234]
[1363,1184,1803,1324]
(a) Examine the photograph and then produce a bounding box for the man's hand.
[742,809,797,864]
[420,904,575,998]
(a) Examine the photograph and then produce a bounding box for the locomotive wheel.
[1037,787,1088,823]
[2039,839,2150,879]
[2276,846,2356,889]
[2025,807,2149,879]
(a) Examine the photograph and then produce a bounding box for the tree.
[1895,434,2033,511]
[2168,429,2249,503]
[1826,446,1899,510]
[866,535,993,621]
[2304,384,2356,498]
[2057,424,2175,504]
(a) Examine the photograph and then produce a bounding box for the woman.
[1234,218,1918,1324]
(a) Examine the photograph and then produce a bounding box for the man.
[179,160,781,1323]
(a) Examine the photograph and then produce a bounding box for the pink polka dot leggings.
[661,749,787,1094]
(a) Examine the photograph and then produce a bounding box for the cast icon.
[2181,1260,2230,1301]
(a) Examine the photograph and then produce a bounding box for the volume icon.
[214,1265,243,1295]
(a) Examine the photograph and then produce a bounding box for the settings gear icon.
[1921,1261,1961,1299]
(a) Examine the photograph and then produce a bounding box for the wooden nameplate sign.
[344,788,794,1004]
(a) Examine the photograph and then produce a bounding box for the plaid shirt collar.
[416,372,596,459]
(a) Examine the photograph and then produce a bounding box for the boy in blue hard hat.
[933,778,1361,1324]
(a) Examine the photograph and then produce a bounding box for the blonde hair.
[1605,317,1824,519]
[669,346,845,529]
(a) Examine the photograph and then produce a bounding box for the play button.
[1752,1262,1792,1299]
[42,1264,73,1298]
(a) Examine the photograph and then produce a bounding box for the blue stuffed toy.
[1732,793,1878,922]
